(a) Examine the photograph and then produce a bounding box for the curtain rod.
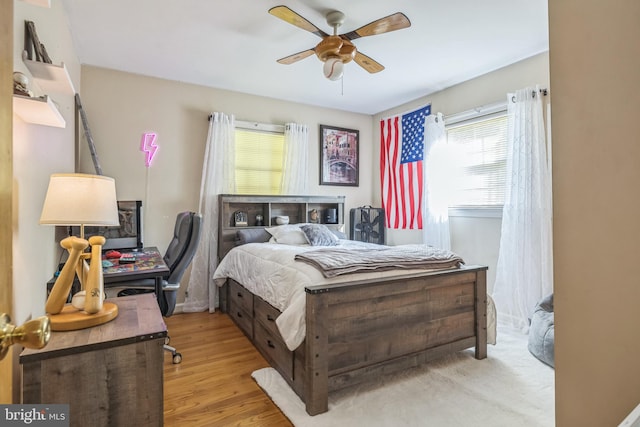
[511,88,549,103]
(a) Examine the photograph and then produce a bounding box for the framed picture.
[234,211,248,227]
[319,124,359,186]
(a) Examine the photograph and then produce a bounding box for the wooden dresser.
[20,294,167,427]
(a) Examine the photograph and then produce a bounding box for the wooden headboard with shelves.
[218,194,346,260]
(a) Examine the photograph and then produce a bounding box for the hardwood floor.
[163,311,292,427]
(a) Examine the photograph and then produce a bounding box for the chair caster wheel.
[165,336,170,345]
[172,352,182,364]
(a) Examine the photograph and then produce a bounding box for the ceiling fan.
[268,5,411,81]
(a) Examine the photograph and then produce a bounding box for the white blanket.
[213,241,496,351]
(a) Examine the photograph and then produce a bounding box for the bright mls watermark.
[0,405,69,426]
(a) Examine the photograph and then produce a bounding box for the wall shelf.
[22,52,75,95]
[13,95,66,128]
[20,0,51,7]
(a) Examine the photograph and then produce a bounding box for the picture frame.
[319,124,359,186]
[234,211,248,227]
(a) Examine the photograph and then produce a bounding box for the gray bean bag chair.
[528,293,555,368]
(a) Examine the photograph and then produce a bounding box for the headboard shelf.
[218,194,345,260]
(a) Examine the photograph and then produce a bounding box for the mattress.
[213,240,496,350]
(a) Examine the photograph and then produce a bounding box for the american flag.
[380,105,431,229]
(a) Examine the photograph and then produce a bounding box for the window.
[446,112,508,212]
[234,123,285,194]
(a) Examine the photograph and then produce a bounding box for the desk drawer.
[254,296,281,338]
[254,321,293,381]
[229,280,253,314]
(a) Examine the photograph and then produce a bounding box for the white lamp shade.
[323,58,344,81]
[40,173,119,226]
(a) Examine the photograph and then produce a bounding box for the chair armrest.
[163,282,180,291]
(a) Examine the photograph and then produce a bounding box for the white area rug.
[252,327,554,427]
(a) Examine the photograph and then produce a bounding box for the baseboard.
[173,302,185,314]
[620,403,640,427]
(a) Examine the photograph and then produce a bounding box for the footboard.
[303,265,487,415]
[221,265,487,416]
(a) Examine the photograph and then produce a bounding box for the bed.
[214,221,493,416]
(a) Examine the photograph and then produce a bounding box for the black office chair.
[118,211,202,363]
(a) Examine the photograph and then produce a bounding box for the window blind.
[446,113,508,207]
[235,128,285,195]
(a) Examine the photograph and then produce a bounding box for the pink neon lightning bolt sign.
[140,132,158,167]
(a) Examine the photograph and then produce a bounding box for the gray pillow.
[235,229,271,246]
[300,224,339,246]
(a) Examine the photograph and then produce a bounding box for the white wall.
[373,52,550,292]
[13,0,79,322]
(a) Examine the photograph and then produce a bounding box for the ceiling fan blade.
[277,49,315,65]
[343,12,411,40]
[269,5,329,38]
[354,51,385,73]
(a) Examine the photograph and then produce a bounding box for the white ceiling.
[60,0,549,115]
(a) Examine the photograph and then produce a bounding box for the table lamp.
[40,173,120,331]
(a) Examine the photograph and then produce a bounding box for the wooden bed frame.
[217,194,488,415]
[220,264,488,416]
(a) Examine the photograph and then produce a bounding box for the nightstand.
[20,294,167,426]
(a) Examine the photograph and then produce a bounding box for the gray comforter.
[294,244,464,278]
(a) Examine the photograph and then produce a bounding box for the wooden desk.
[47,247,170,299]
[20,294,167,427]
[102,246,169,284]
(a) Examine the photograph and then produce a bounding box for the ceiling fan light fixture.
[338,39,356,63]
[323,57,344,81]
[315,35,343,62]
[269,6,411,76]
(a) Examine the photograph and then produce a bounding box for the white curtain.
[280,123,309,194]
[422,112,451,249]
[183,112,236,312]
[492,85,553,331]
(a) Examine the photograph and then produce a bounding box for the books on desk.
[101,247,167,275]
[118,254,137,264]
[104,249,138,264]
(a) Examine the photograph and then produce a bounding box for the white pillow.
[265,224,309,245]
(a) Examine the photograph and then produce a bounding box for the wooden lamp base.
[48,302,118,332]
